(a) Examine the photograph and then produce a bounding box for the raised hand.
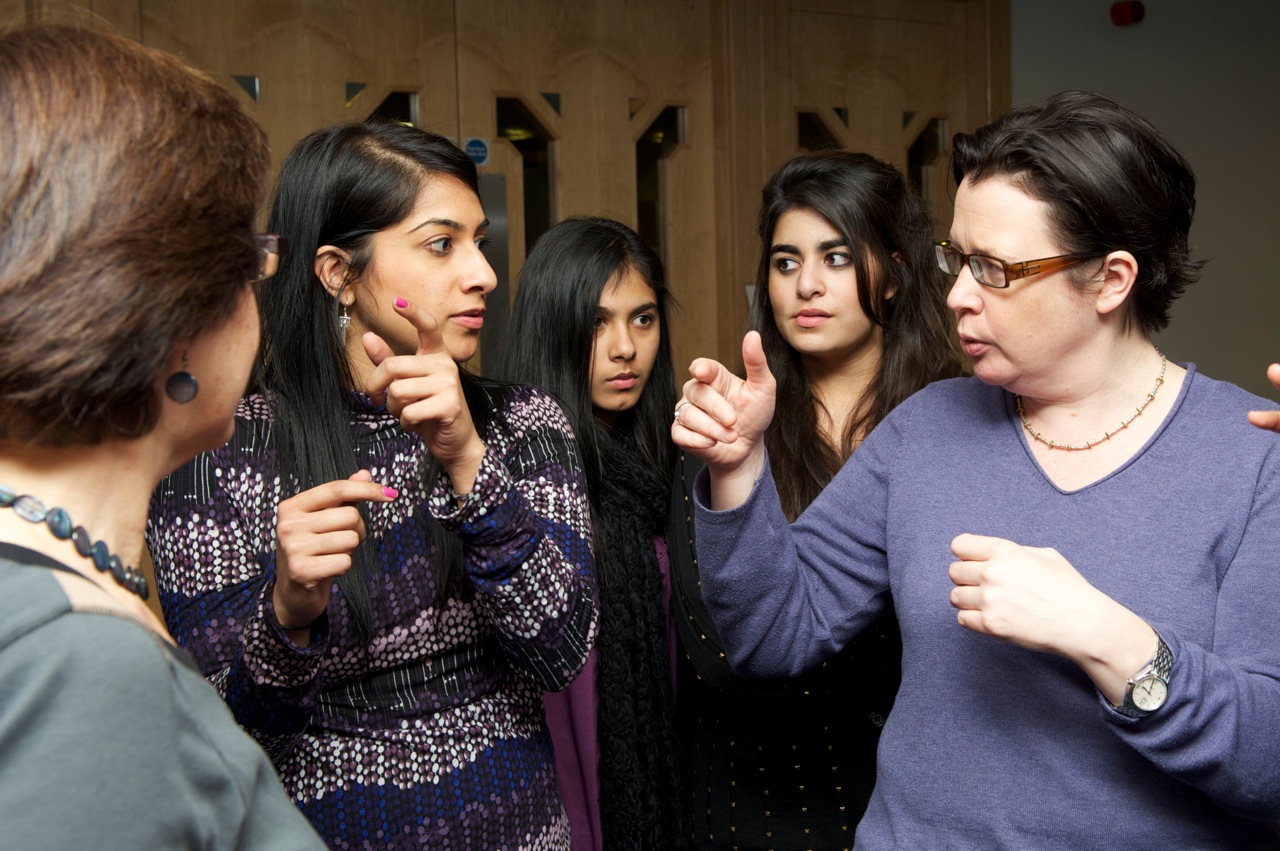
[273,469,397,639]
[948,532,1156,705]
[1247,363,1280,433]
[672,331,777,510]
[363,297,487,494]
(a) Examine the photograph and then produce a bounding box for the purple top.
[543,641,601,851]
[147,386,598,849]
[543,534,675,851]
[694,368,1280,848]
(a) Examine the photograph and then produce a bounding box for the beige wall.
[1010,0,1280,401]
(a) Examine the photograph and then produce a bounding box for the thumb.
[951,532,998,560]
[362,331,395,369]
[741,331,774,389]
[1248,410,1280,432]
[348,469,373,484]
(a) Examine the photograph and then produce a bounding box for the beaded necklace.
[1015,351,1167,452]
[0,485,150,600]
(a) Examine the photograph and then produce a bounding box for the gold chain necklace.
[1016,351,1167,452]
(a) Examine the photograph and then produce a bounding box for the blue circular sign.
[463,137,489,166]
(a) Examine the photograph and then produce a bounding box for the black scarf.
[593,428,686,849]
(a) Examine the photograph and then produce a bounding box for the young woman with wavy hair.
[672,151,963,850]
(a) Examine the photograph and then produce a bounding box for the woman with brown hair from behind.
[0,25,323,849]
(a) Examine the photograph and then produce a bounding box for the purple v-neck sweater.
[694,367,1280,849]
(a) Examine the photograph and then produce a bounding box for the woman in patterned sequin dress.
[147,122,598,850]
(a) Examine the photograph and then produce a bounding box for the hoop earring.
[165,351,199,404]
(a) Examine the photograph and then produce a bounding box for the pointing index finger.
[289,475,398,513]
[392,296,446,357]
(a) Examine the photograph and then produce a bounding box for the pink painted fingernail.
[383,487,399,498]
[394,297,409,309]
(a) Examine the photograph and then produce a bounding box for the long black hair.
[493,216,677,495]
[257,121,495,638]
[753,151,964,518]
[492,217,686,848]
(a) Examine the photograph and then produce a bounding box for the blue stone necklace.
[0,485,150,600]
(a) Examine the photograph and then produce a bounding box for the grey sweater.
[0,547,324,850]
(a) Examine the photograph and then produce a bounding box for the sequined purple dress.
[147,386,598,850]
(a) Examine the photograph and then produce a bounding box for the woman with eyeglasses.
[0,26,323,848]
[672,151,963,849]
[672,91,1280,846]
[147,121,597,849]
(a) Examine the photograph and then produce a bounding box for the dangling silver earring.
[165,351,199,403]
[335,281,352,335]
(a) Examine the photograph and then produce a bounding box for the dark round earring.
[165,351,199,404]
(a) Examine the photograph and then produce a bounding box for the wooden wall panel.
[709,0,795,369]
[454,0,718,374]
[658,81,719,373]
[0,1,25,27]
[789,2,983,236]
[139,0,458,177]
[4,0,1009,373]
[711,0,1009,368]
[2,0,138,33]
[455,0,600,313]
[606,0,717,372]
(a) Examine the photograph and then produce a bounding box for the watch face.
[1132,676,1168,711]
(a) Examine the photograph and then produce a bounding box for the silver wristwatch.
[1118,632,1173,717]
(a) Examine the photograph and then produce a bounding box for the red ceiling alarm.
[1111,1,1146,26]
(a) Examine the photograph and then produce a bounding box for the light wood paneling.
[2,0,137,33]
[139,0,459,178]
[453,0,719,376]
[4,0,1010,374]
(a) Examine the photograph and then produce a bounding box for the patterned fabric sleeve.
[429,386,598,692]
[147,398,324,760]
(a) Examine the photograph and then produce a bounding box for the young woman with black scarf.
[492,217,686,851]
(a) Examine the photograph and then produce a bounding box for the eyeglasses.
[934,241,1089,289]
[255,234,288,282]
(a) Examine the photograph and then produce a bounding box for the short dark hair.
[0,25,269,445]
[754,151,964,518]
[951,90,1204,335]
[493,216,677,493]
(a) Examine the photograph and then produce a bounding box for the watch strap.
[1148,632,1173,681]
